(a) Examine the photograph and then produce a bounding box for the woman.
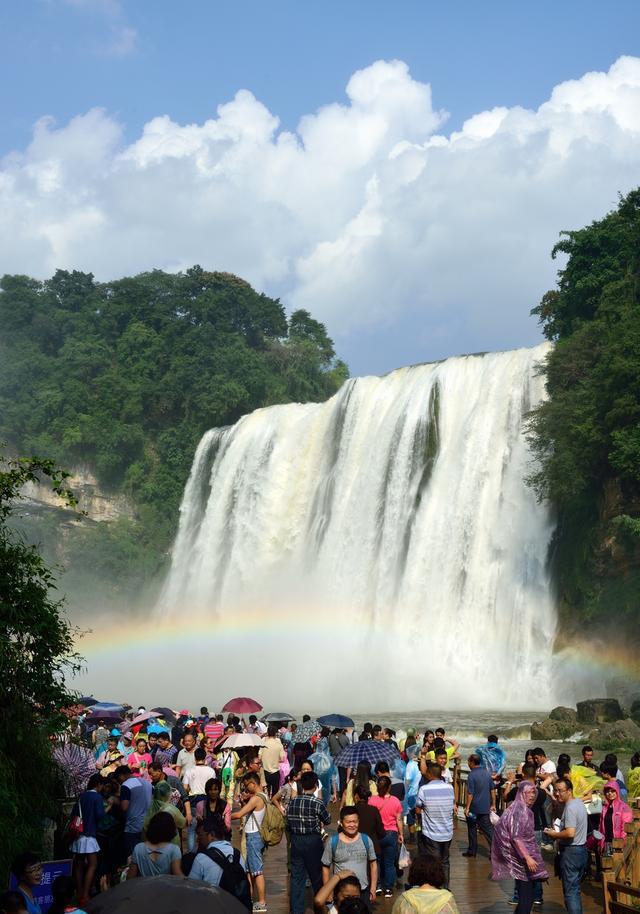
[69,773,105,905]
[314,870,362,914]
[369,776,404,898]
[273,768,301,814]
[491,781,547,914]
[142,780,186,846]
[627,752,640,800]
[128,738,153,778]
[343,762,378,806]
[556,753,571,781]
[391,855,460,914]
[195,778,231,835]
[598,780,633,854]
[128,812,183,877]
[9,854,43,914]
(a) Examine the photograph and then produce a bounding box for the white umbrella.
[129,711,163,727]
[220,733,265,749]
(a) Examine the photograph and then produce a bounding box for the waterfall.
[158,343,557,709]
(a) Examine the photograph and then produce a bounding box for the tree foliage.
[527,188,640,633]
[0,455,81,878]
[0,268,348,600]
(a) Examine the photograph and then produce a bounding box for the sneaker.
[384,890,393,899]
[533,902,543,907]
[376,888,383,895]
[508,901,518,907]
[252,905,267,913]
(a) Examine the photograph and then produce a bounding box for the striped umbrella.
[334,740,399,768]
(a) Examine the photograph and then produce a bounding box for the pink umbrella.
[222,697,263,713]
[129,711,162,727]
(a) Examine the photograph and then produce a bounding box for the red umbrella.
[222,696,263,713]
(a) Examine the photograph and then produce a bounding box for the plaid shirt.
[154,743,178,768]
[286,793,330,835]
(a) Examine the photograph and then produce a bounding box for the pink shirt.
[369,794,403,831]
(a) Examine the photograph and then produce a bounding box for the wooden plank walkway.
[256,816,604,914]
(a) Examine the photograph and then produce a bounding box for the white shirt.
[537,759,557,794]
[176,747,197,775]
[183,765,217,796]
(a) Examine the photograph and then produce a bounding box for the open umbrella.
[317,714,355,728]
[262,712,296,722]
[222,697,263,714]
[85,875,247,914]
[129,711,162,727]
[334,740,399,768]
[86,708,124,722]
[220,733,265,749]
[90,702,123,709]
[293,719,322,743]
[53,740,96,797]
[151,706,177,724]
[78,696,98,707]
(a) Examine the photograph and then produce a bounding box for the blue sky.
[1,1,640,373]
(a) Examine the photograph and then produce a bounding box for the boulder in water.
[531,718,576,740]
[587,717,640,749]
[576,699,623,724]
[630,699,640,724]
[549,706,578,723]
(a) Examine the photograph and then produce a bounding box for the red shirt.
[204,721,225,742]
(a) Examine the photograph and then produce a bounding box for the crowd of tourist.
[3,704,639,914]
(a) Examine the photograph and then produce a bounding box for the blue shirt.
[467,766,494,815]
[190,841,246,887]
[73,789,105,838]
[120,777,151,833]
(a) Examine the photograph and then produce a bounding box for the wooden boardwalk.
[257,817,604,914]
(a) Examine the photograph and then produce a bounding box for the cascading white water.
[158,343,557,709]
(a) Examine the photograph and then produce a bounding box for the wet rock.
[549,706,578,723]
[576,699,623,724]
[587,718,640,748]
[630,700,640,724]
[531,718,576,740]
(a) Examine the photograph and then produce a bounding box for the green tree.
[0,454,82,879]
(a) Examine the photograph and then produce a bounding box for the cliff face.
[22,467,134,523]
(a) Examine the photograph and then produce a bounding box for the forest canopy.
[527,188,640,638]
[0,267,348,604]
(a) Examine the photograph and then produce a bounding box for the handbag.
[67,800,84,840]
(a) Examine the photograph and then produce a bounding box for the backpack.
[331,832,371,859]
[252,792,285,846]
[205,846,252,911]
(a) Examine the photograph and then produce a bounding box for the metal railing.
[601,798,640,914]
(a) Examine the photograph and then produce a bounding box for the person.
[236,754,267,796]
[183,746,217,850]
[416,763,455,889]
[462,754,495,858]
[432,750,453,787]
[129,738,153,778]
[115,764,152,857]
[604,752,626,785]
[69,773,108,904]
[368,775,404,898]
[372,726,384,742]
[476,735,507,785]
[600,761,628,801]
[314,871,362,914]
[188,814,249,897]
[143,780,186,846]
[557,754,571,781]
[92,720,109,750]
[375,760,406,801]
[581,746,597,771]
[121,731,135,760]
[343,762,378,806]
[147,732,159,761]
[359,723,373,742]
[0,892,27,914]
[217,739,240,801]
[204,714,225,744]
[353,785,385,861]
[128,811,183,877]
[597,780,633,855]
[148,760,192,821]
[491,781,548,914]
[543,778,588,914]
[287,771,331,914]
[48,875,87,914]
[391,854,460,914]
[321,806,378,902]
[273,768,302,815]
[95,736,124,776]
[230,773,267,912]
[10,853,43,914]
[260,724,286,797]
[504,762,547,907]
[532,748,556,794]
[154,731,178,770]
[175,731,197,779]
[195,777,232,835]
[329,730,351,795]
[628,751,640,800]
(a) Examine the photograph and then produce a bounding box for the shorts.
[246,830,265,875]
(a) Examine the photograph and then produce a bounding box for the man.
[415,762,454,889]
[176,731,197,779]
[328,729,350,795]
[95,735,124,776]
[433,750,453,787]
[248,715,267,737]
[231,773,268,912]
[147,731,159,760]
[287,771,331,914]
[532,747,557,794]
[505,762,546,907]
[149,760,192,824]
[91,720,109,749]
[372,725,384,741]
[581,746,597,770]
[189,814,248,895]
[462,754,495,858]
[259,724,286,797]
[321,806,378,902]
[183,747,218,851]
[115,765,152,857]
[154,731,178,770]
[544,778,588,914]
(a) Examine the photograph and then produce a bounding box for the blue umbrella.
[335,740,399,768]
[317,714,354,728]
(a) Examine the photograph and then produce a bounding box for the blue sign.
[9,859,72,912]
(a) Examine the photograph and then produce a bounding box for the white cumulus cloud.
[1,56,640,371]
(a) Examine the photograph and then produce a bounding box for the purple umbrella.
[53,739,96,797]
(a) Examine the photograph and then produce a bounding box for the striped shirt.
[204,722,225,742]
[416,780,454,842]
